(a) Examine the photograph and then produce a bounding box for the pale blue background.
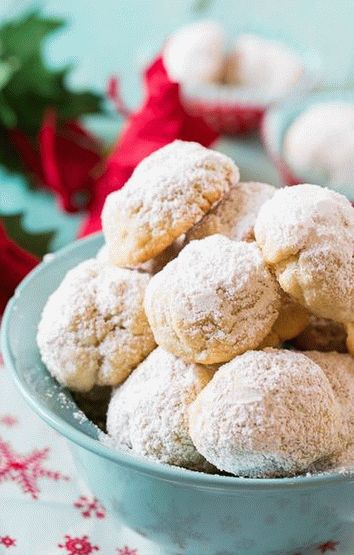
[1,0,353,249]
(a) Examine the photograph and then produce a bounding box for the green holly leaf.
[1,212,54,257]
[0,59,17,90]
[0,12,103,174]
[0,91,17,127]
[0,12,63,64]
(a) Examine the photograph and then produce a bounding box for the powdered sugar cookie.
[106,347,215,471]
[260,291,309,347]
[37,259,156,392]
[102,141,239,267]
[284,102,354,187]
[225,34,304,98]
[163,21,225,84]
[254,184,354,323]
[303,351,354,444]
[145,235,280,364]
[187,181,276,243]
[292,316,347,353]
[189,349,342,477]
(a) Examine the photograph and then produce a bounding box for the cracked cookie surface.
[37,259,156,392]
[187,181,275,243]
[189,349,342,477]
[254,184,354,324]
[144,235,280,364]
[107,347,215,471]
[102,140,239,267]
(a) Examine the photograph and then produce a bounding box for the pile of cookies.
[162,21,305,99]
[37,140,354,478]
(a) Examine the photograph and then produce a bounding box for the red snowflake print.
[0,416,18,427]
[116,548,138,555]
[0,536,16,548]
[317,541,340,553]
[58,535,99,555]
[0,353,4,366]
[0,437,69,499]
[73,495,106,519]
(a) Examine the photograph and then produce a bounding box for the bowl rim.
[1,233,353,491]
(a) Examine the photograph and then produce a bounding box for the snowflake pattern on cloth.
[0,438,69,499]
[74,496,106,519]
[58,534,99,555]
[0,416,18,427]
[0,536,16,548]
[116,547,138,555]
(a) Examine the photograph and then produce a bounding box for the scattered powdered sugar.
[254,184,354,323]
[37,259,155,392]
[188,349,343,477]
[187,181,276,243]
[102,140,239,266]
[105,347,215,471]
[145,235,280,364]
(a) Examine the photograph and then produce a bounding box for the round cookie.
[284,102,354,186]
[102,140,239,267]
[303,351,354,444]
[292,316,348,353]
[163,21,225,84]
[254,184,354,323]
[260,291,309,347]
[188,349,342,477]
[144,235,280,365]
[37,259,156,392]
[106,347,215,471]
[187,181,276,243]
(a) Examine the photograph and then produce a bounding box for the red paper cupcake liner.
[182,96,265,135]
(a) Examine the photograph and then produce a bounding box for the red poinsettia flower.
[39,110,102,212]
[0,222,38,314]
[9,110,102,213]
[80,56,219,236]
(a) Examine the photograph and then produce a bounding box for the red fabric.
[0,223,38,314]
[9,114,102,213]
[79,56,219,237]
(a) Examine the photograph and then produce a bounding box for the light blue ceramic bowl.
[262,89,354,202]
[1,233,354,555]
